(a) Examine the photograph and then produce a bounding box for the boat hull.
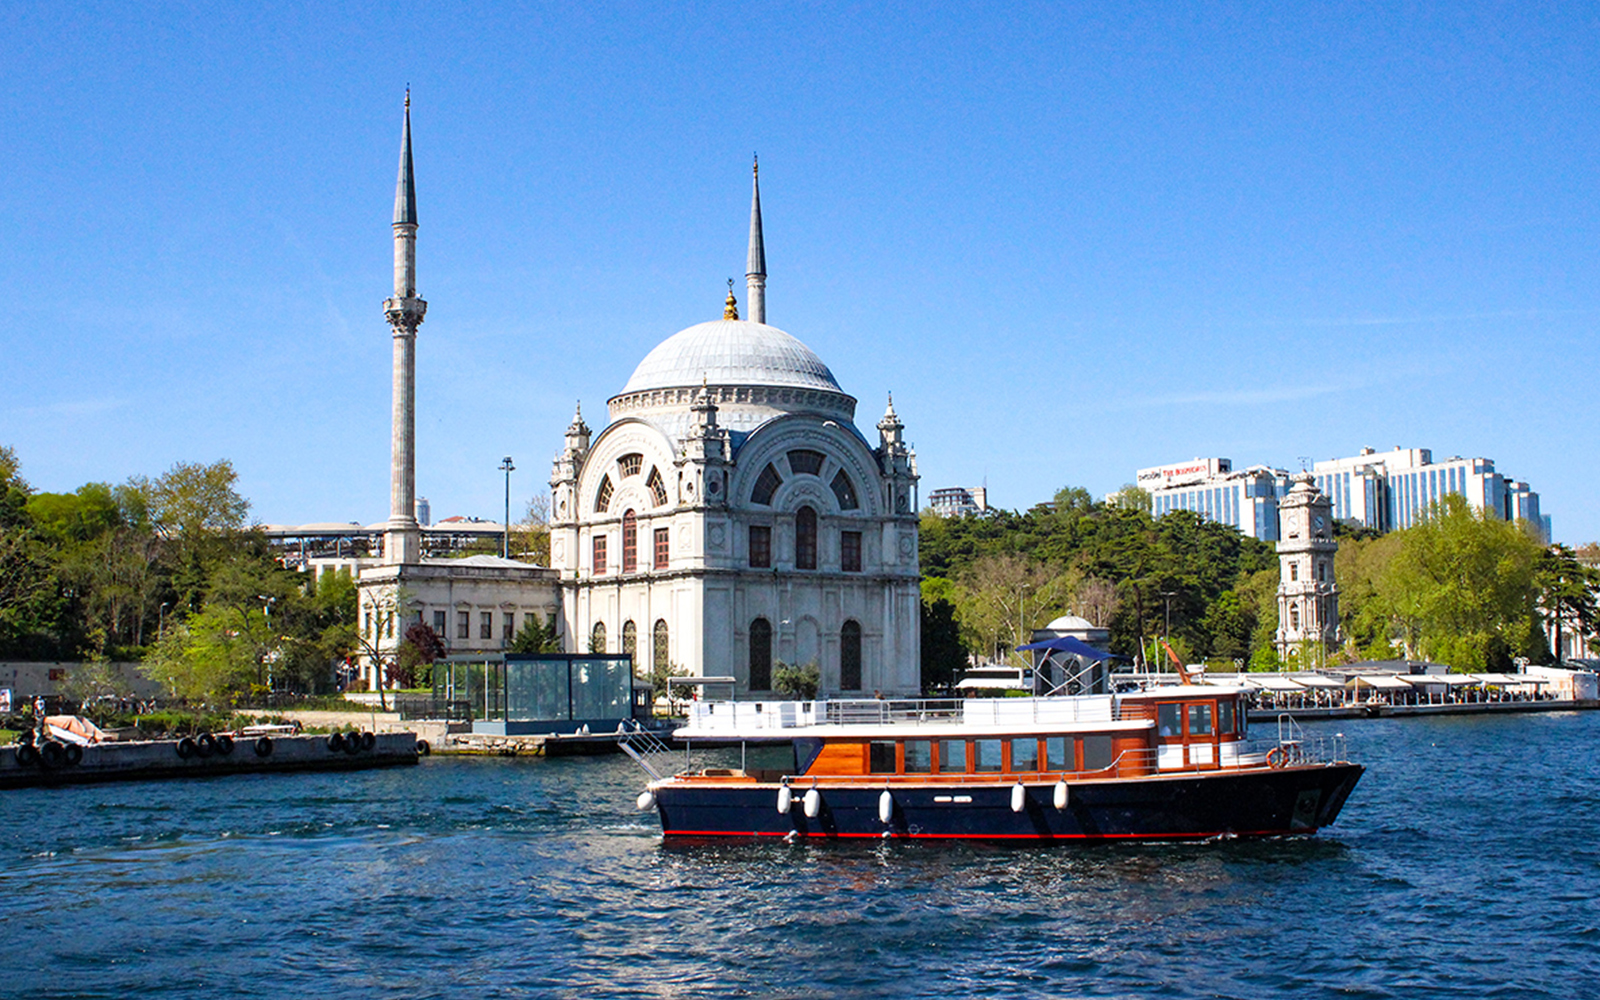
[654,763,1364,840]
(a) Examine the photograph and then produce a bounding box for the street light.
[499,456,515,559]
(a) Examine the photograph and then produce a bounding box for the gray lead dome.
[618,320,843,396]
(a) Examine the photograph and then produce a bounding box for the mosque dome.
[618,319,843,396]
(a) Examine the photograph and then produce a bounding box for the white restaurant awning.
[1471,673,1546,686]
[1349,675,1412,691]
[1398,674,1479,687]
[1242,676,1307,692]
[1292,675,1347,690]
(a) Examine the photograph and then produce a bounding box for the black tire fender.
[176,737,198,759]
[360,731,377,751]
[195,733,217,758]
[63,743,83,766]
[343,732,363,755]
[254,736,274,757]
[16,743,40,767]
[415,739,431,756]
[39,741,65,768]
[215,734,235,756]
[326,732,345,753]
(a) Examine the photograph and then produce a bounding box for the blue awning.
[1015,636,1124,661]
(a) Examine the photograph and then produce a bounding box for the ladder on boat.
[616,720,675,781]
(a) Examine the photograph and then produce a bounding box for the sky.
[4,3,1599,541]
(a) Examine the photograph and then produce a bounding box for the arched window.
[590,621,607,653]
[750,617,773,690]
[795,506,817,570]
[840,620,862,691]
[618,453,643,478]
[1289,562,1299,582]
[786,449,824,476]
[653,619,670,676]
[830,470,858,510]
[622,620,637,659]
[595,475,613,513]
[1289,606,1300,631]
[647,467,668,507]
[752,464,782,505]
[622,510,638,572]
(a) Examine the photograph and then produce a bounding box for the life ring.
[39,741,65,768]
[326,732,345,753]
[360,731,377,752]
[63,743,83,766]
[15,744,40,767]
[215,734,235,756]
[254,736,274,757]
[176,737,198,759]
[415,739,431,756]
[195,733,217,758]
[1266,747,1287,769]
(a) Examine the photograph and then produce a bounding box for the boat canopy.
[1241,675,1307,692]
[1015,636,1122,661]
[1349,675,1412,691]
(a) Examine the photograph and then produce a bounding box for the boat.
[623,682,1364,841]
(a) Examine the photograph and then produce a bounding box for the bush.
[772,661,821,700]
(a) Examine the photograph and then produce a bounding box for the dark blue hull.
[655,764,1364,840]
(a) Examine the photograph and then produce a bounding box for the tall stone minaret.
[383,91,427,565]
[745,155,766,325]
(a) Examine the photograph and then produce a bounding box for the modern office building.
[928,486,988,517]
[1313,447,1547,540]
[1138,447,1549,543]
[1141,458,1290,541]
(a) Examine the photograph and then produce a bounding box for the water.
[4,713,1599,999]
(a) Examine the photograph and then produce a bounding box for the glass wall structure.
[436,653,637,735]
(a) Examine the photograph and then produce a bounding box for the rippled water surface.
[4,712,1599,999]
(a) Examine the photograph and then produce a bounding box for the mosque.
[356,97,923,697]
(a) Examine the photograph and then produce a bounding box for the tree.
[1536,543,1600,662]
[510,493,553,565]
[393,621,448,689]
[951,555,1075,665]
[920,595,966,693]
[1106,484,1152,513]
[508,615,562,653]
[1376,495,1543,670]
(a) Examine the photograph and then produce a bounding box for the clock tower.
[1275,472,1339,665]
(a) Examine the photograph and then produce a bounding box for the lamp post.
[499,456,515,558]
[1159,590,1177,671]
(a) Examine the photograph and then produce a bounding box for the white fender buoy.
[1011,782,1027,814]
[878,789,894,824]
[803,787,821,818]
[1053,780,1069,811]
[777,785,792,814]
[636,789,656,811]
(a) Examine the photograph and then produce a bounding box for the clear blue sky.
[5,3,1598,541]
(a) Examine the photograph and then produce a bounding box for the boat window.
[1045,736,1071,771]
[1010,738,1038,772]
[938,739,966,773]
[1218,700,1235,736]
[1157,703,1181,738]
[1082,735,1113,772]
[1188,703,1213,737]
[745,743,797,774]
[904,740,932,773]
[868,741,897,774]
[974,739,1003,772]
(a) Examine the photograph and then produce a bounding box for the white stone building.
[547,161,923,695]
[1313,446,1548,540]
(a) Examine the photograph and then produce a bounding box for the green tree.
[920,593,967,693]
[1536,543,1599,663]
[508,615,563,653]
[1376,495,1543,670]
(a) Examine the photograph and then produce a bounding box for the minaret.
[745,155,766,325]
[383,91,427,565]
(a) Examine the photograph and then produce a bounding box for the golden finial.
[724,278,739,320]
